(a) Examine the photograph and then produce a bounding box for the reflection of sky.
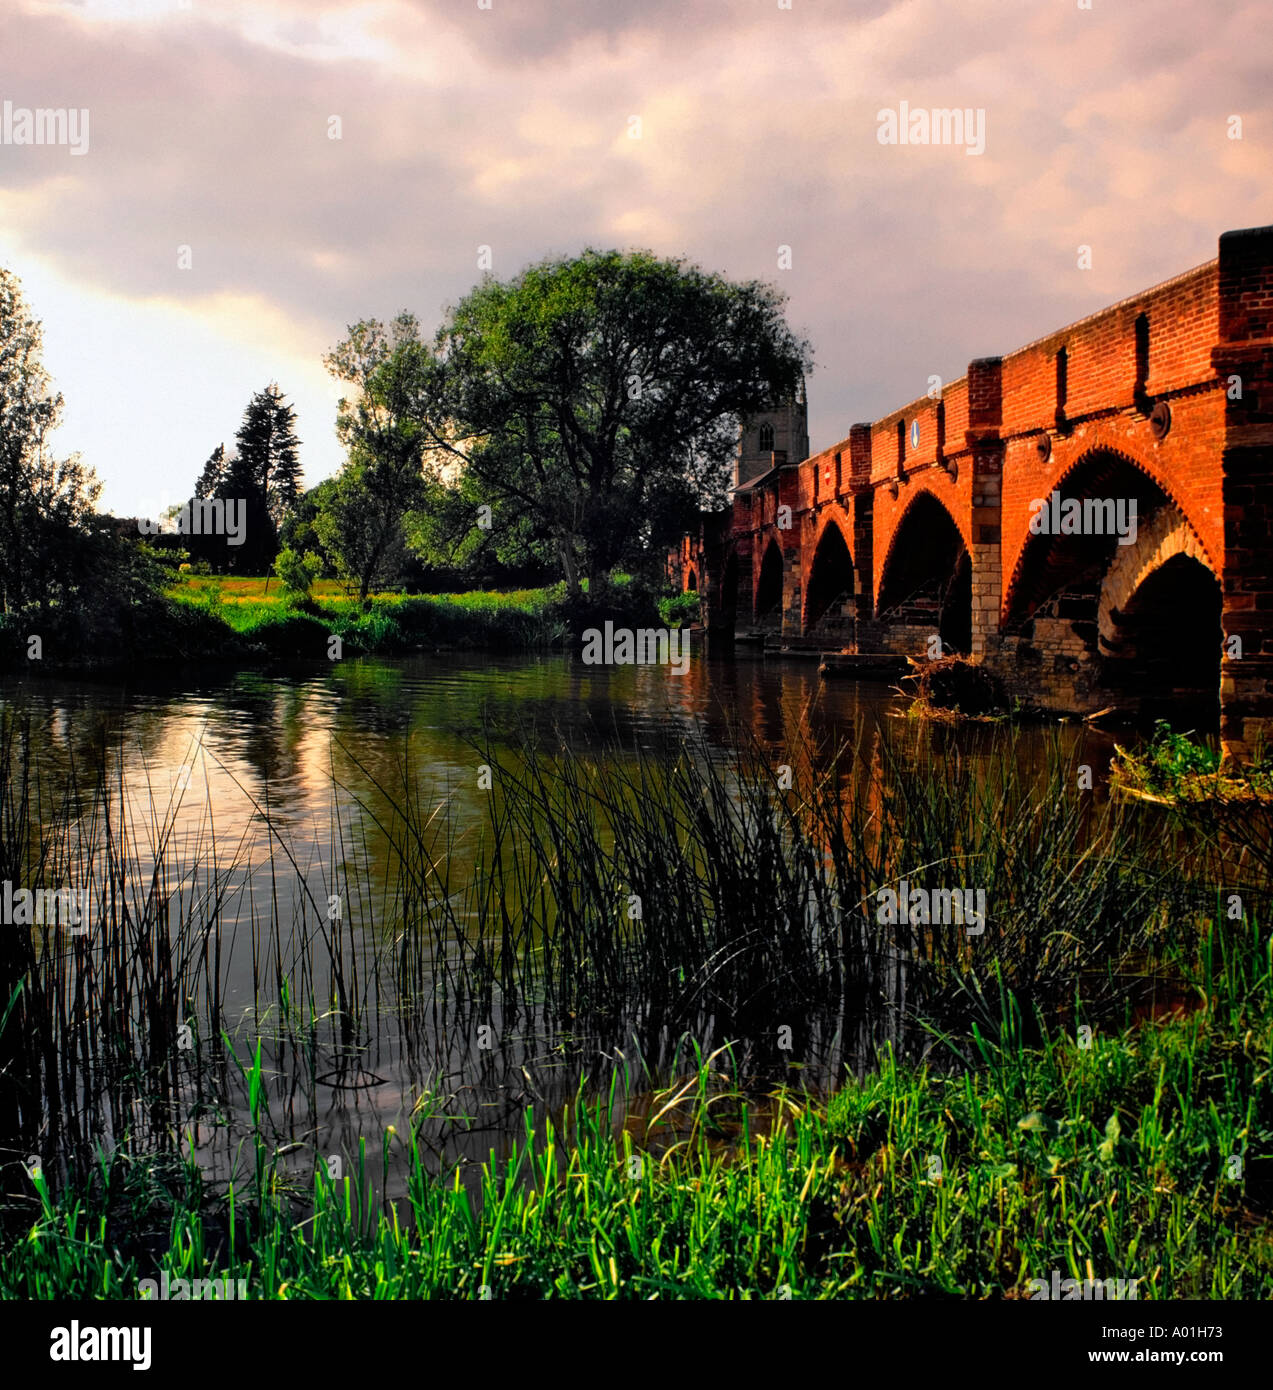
[10,648,1118,893]
[2,652,1120,1196]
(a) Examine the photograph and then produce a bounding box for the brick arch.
[876,487,973,653]
[754,535,785,630]
[804,515,855,635]
[1097,503,1216,652]
[810,508,854,561]
[1004,443,1217,626]
[875,481,970,600]
[1097,505,1222,727]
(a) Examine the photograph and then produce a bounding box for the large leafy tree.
[320,314,434,601]
[416,248,811,595]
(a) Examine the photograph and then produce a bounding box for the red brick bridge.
[671,226,1273,756]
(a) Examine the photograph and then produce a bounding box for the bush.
[1124,720,1221,793]
[904,655,1008,717]
[273,546,322,602]
[658,589,701,628]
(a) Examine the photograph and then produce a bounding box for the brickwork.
[670,227,1273,750]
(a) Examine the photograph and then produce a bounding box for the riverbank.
[0,711,1269,1298]
[6,914,1271,1298]
[0,574,699,675]
[173,575,569,660]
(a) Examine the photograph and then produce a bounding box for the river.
[0,649,1125,1196]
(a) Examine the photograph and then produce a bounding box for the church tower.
[734,377,809,489]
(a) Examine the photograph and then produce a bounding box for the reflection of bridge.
[670,226,1273,756]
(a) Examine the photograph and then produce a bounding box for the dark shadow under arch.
[720,551,740,629]
[1102,553,1221,729]
[1004,450,1176,635]
[755,540,784,632]
[805,520,855,636]
[877,493,971,655]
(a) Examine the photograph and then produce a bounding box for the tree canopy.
[0,267,106,615]
[318,248,811,598]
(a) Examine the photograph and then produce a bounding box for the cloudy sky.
[1,0,1269,516]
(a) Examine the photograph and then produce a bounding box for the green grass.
[168,575,569,656]
[823,925,1273,1299]
[178,575,352,604]
[2,716,1270,1299]
[5,919,1272,1299]
[0,571,680,671]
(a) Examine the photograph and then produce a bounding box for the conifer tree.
[219,384,302,571]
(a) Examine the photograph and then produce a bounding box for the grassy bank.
[5,914,1271,1299]
[0,573,694,673]
[1,719,1269,1298]
[162,573,700,663]
[170,575,569,660]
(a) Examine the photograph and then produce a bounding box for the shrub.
[658,590,702,628]
[273,546,322,602]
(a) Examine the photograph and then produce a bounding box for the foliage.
[0,267,187,661]
[320,316,432,601]
[5,933,1271,1298]
[0,718,1267,1298]
[168,574,565,654]
[1106,721,1269,803]
[658,589,701,628]
[336,250,810,597]
[0,267,107,615]
[194,443,226,500]
[186,385,302,574]
[273,545,321,602]
[311,461,414,603]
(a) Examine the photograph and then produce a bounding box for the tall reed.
[0,711,1225,1199]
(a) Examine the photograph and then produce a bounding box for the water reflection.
[0,650,1123,1198]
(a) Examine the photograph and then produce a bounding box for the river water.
[0,649,1123,1195]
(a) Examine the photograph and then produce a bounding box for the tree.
[321,315,434,602]
[273,544,321,602]
[0,267,173,663]
[195,443,226,499]
[0,266,105,614]
[219,383,302,572]
[312,460,412,603]
[416,248,811,595]
[278,477,337,574]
